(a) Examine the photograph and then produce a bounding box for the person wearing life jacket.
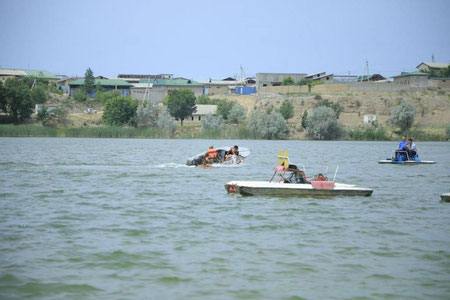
[205,146,218,163]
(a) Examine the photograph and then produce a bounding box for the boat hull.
[378,160,435,164]
[441,193,450,202]
[225,181,373,197]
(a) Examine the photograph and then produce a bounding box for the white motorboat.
[225,151,373,197]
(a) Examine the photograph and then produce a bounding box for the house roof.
[0,68,59,79]
[131,83,154,88]
[139,78,203,86]
[392,72,429,78]
[193,105,217,115]
[416,62,450,69]
[20,69,59,79]
[0,69,27,76]
[69,79,132,87]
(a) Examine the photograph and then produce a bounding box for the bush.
[102,96,138,126]
[93,90,121,104]
[446,124,450,141]
[282,76,295,86]
[228,104,246,124]
[247,110,289,139]
[74,89,88,102]
[316,99,343,118]
[278,101,294,120]
[347,125,389,141]
[202,115,223,130]
[390,100,416,134]
[301,110,308,129]
[2,77,33,122]
[306,106,342,140]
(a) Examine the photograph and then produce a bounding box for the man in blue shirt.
[395,136,408,160]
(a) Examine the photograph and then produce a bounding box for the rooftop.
[0,68,59,79]
[392,72,429,78]
[139,78,203,86]
[69,79,132,87]
[417,62,450,69]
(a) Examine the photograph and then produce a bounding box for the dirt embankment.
[211,89,450,137]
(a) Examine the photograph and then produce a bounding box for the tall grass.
[347,126,391,141]
[0,125,58,137]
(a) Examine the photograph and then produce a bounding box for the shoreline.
[0,124,447,141]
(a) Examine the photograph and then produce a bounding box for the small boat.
[186,146,250,167]
[378,150,435,164]
[225,151,373,197]
[441,193,450,202]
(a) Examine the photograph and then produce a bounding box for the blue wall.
[235,86,256,95]
[70,87,130,98]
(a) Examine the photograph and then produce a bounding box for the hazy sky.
[0,0,449,79]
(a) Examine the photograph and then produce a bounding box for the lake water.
[0,138,449,299]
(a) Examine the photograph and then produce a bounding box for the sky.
[0,0,449,79]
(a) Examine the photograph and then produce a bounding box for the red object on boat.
[311,181,335,190]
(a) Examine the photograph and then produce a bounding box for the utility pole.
[432,54,436,63]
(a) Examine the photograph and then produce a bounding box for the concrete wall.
[393,76,428,88]
[131,86,203,103]
[256,73,307,90]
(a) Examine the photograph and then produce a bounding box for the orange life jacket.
[207,148,217,159]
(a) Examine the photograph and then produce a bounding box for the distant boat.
[225,150,373,197]
[441,193,450,202]
[378,150,435,164]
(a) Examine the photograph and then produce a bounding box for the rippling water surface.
[1,138,449,299]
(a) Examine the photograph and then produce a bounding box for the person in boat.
[204,146,220,164]
[395,136,408,159]
[225,145,239,159]
[406,138,418,158]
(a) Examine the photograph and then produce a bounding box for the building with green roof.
[132,78,204,103]
[69,79,131,98]
[0,68,59,82]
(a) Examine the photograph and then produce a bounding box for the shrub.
[74,89,88,102]
[278,101,294,120]
[316,99,343,118]
[446,124,450,140]
[93,90,121,104]
[30,85,48,104]
[202,115,223,130]
[390,100,416,134]
[247,110,289,139]
[301,110,308,129]
[306,106,342,140]
[227,104,247,124]
[282,76,295,86]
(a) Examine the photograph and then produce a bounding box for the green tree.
[282,76,295,86]
[166,89,196,126]
[3,78,33,122]
[247,110,289,139]
[279,101,294,120]
[74,89,88,102]
[228,104,247,124]
[446,124,450,141]
[216,101,234,120]
[102,96,138,126]
[390,100,416,134]
[83,68,95,95]
[37,107,50,125]
[440,65,450,77]
[0,81,6,113]
[301,110,308,129]
[306,106,342,140]
[30,85,47,104]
